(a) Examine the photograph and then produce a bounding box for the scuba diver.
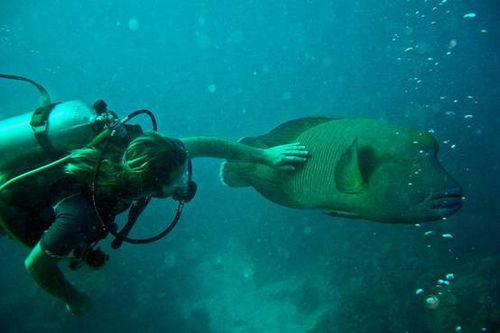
[0,74,309,316]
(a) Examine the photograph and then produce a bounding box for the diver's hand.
[263,142,309,171]
[66,291,92,316]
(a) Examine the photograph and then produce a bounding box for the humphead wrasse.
[220,117,463,223]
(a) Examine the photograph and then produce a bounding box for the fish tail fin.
[219,161,256,187]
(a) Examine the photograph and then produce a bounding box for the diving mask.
[157,159,197,202]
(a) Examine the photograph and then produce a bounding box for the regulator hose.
[0,73,51,107]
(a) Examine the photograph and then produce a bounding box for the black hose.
[0,73,51,107]
[121,109,158,131]
[110,201,184,247]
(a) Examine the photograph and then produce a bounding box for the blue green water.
[0,0,499,332]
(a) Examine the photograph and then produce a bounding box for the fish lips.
[427,189,463,216]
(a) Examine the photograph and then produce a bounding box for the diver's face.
[152,162,190,198]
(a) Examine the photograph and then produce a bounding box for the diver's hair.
[65,131,187,198]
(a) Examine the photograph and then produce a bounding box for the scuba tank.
[0,100,100,171]
[0,74,105,172]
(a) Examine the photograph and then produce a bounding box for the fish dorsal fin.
[238,136,268,148]
[335,138,364,194]
[240,117,336,148]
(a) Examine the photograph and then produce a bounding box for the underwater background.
[0,0,499,332]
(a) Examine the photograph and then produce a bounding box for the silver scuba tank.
[0,100,99,170]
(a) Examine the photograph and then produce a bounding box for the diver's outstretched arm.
[180,136,308,171]
[25,243,91,316]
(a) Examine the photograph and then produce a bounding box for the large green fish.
[220,117,463,223]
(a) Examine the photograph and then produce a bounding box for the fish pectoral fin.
[334,137,365,194]
[325,210,360,219]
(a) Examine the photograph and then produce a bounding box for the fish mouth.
[428,187,463,216]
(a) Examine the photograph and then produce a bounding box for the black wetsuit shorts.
[40,194,107,258]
